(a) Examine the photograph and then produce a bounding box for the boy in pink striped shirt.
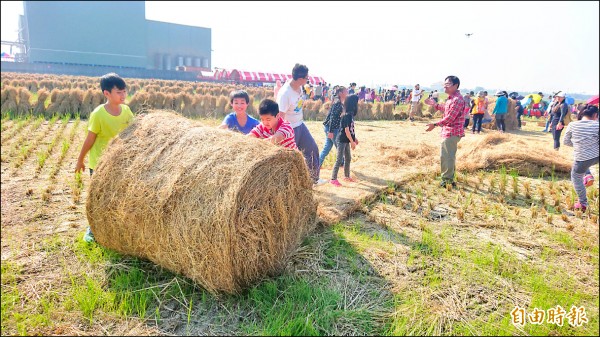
[248,99,298,149]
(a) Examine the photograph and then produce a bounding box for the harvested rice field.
[1,109,599,335]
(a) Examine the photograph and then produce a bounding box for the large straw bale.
[456,133,571,175]
[86,111,317,294]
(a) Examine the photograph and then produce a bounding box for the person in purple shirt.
[358,86,366,101]
[218,90,260,134]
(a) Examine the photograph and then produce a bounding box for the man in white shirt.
[277,63,327,186]
[409,84,423,121]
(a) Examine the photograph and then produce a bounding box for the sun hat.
[555,91,566,98]
[495,90,503,96]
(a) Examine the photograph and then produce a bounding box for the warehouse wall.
[24,1,148,68]
[146,20,211,70]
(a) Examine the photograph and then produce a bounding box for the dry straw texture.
[379,133,571,177]
[86,111,317,294]
[456,133,572,175]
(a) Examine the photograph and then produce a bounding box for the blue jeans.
[318,126,341,166]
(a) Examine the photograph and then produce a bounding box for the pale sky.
[2,1,599,94]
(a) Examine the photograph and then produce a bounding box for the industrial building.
[2,1,212,80]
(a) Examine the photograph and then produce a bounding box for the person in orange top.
[471,91,486,134]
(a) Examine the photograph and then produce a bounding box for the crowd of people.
[74,68,599,242]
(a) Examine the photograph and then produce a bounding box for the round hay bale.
[86,111,317,294]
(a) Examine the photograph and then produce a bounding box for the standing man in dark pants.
[424,76,466,188]
[277,63,328,186]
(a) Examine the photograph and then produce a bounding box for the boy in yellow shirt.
[75,73,134,242]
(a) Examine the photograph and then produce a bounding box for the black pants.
[495,114,506,132]
[463,118,470,129]
[517,112,522,128]
[551,121,563,149]
[472,114,484,132]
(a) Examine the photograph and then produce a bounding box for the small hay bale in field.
[57,91,73,117]
[87,111,317,294]
[127,92,150,114]
[302,100,316,120]
[378,102,395,120]
[80,89,95,118]
[0,87,7,106]
[320,101,331,116]
[173,93,185,113]
[191,95,204,117]
[27,80,38,93]
[411,102,424,117]
[69,89,84,115]
[357,101,373,120]
[45,89,67,117]
[154,92,167,110]
[164,93,176,111]
[16,88,32,117]
[246,96,256,117]
[0,86,18,114]
[215,95,229,117]
[92,91,105,108]
[456,133,572,176]
[181,93,194,117]
[33,89,50,116]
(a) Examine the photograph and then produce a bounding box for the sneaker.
[83,227,95,243]
[343,177,357,182]
[330,179,342,187]
[583,174,595,188]
[574,202,587,213]
[313,178,329,187]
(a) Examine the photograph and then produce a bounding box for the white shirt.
[276,81,305,128]
[411,89,422,102]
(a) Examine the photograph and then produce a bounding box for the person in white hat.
[549,91,569,150]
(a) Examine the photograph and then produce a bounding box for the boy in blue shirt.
[218,90,259,134]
